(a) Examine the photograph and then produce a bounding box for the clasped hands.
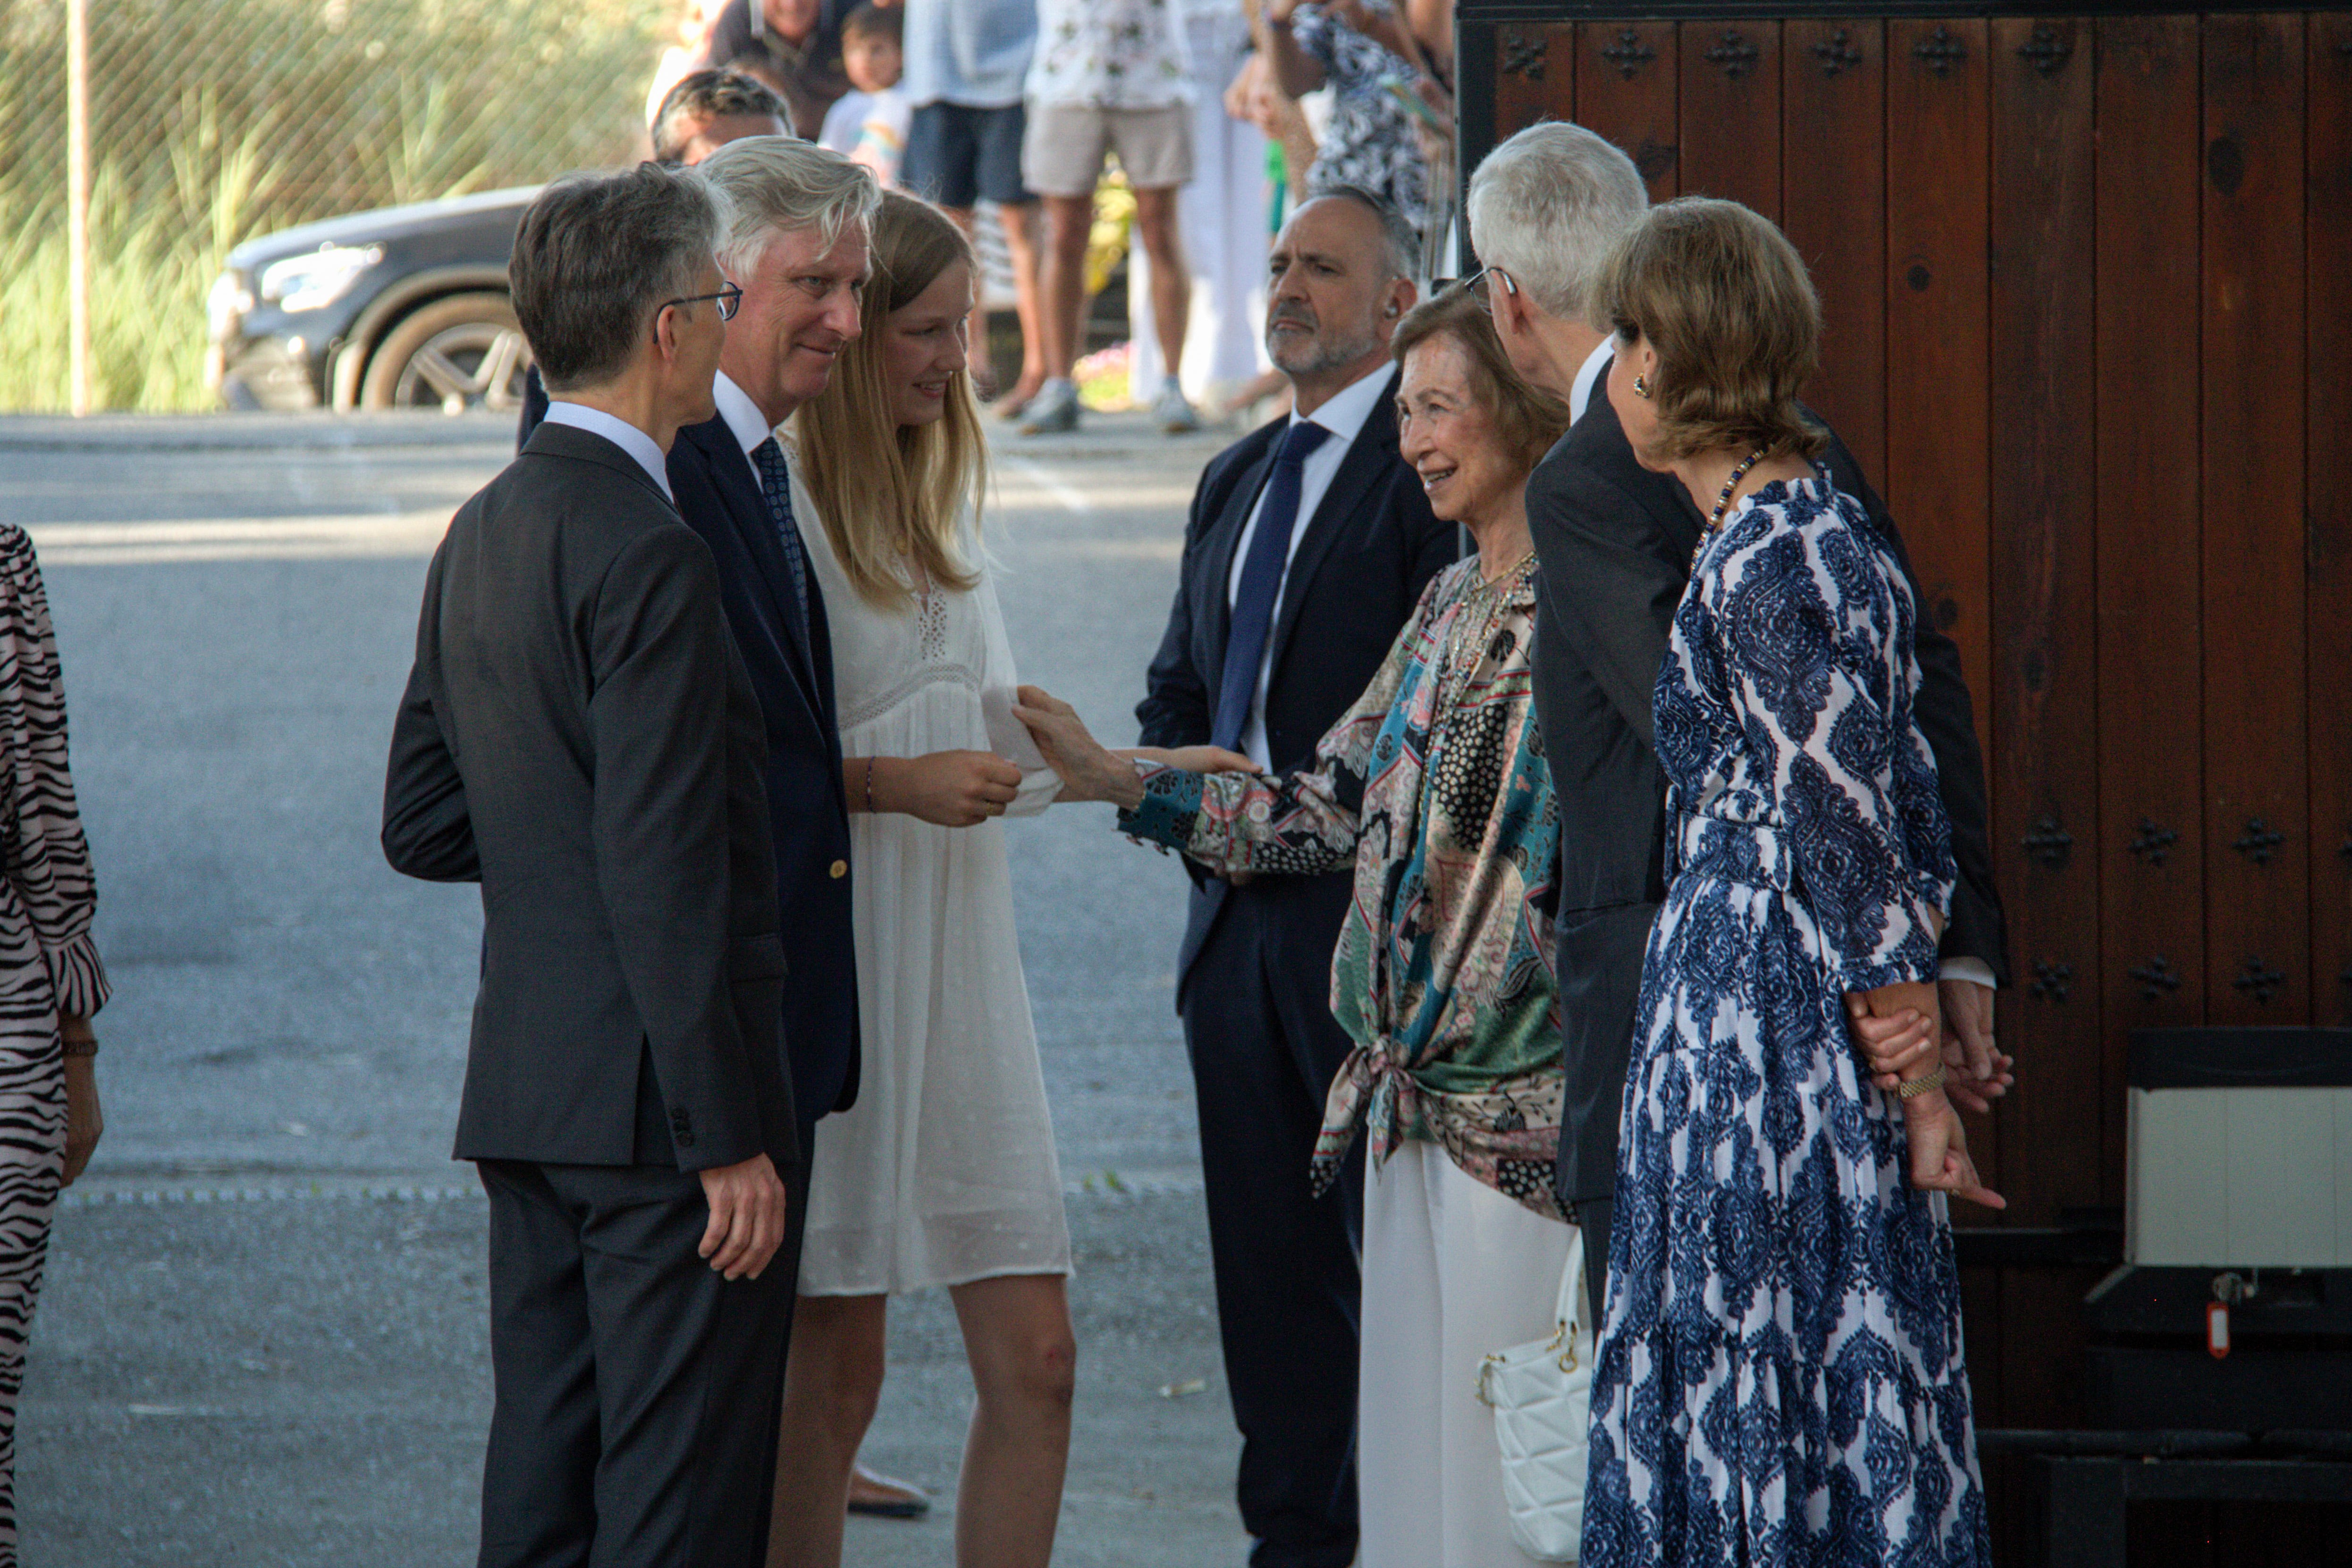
[1847,980,2015,1210]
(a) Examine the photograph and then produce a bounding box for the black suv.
[206,186,539,413]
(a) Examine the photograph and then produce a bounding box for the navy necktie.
[1213,420,1332,752]
[750,437,814,649]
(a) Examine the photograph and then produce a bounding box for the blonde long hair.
[792,191,987,607]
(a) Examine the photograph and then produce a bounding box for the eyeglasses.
[663,279,742,321]
[1434,266,1518,304]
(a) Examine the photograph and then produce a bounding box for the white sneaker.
[1152,377,1199,434]
[1017,378,1080,435]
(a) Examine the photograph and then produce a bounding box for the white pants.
[1360,1141,1576,1568]
[1126,2,1271,403]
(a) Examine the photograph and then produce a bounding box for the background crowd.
[647,0,1460,433]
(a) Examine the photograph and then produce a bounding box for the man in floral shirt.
[1018,0,1202,436]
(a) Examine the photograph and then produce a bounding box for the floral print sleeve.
[1116,589,1423,877]
[1706,490,1955,991]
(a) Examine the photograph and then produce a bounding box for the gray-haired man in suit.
[382,164,798,1568]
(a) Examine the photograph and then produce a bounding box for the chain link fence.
[2,0,677,412]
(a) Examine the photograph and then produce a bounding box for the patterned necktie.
[750,436,813,639]
[1213,419,1332,752]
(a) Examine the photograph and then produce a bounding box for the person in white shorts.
[1018,0,1201,435]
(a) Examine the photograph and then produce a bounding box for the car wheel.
[359,293,533,414]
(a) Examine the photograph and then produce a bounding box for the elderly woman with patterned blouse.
[1017,288,1576,1568]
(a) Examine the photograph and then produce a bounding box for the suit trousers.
[1180,877,1364,1568]
[475,1159,792,1568]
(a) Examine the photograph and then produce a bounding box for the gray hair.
[649,68,791,165]
[1300,183,1419,283]
[1465,121,1648,327]
[509,163,731,391]
[697,136,881,276]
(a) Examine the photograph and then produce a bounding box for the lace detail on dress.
[839,663,980,733]
[915,588,949,663]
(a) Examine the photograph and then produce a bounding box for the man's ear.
[1387,276,1416,320]
[1491,282,1532,342]
[649,302,680,366]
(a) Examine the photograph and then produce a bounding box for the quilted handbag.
[1475,1226,1592,1562]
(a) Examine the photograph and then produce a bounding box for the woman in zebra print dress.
[0,521,110,1565]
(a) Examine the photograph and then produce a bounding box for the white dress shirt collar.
[1568,336,1615,425]
[1294,359,1394,446]
[711,371,778,468]
[540,401,673,502]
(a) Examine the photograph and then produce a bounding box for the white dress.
[796,495,1072,1295]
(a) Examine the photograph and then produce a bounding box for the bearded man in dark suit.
[382,164,796,1568]
[1137,188,1456,1568]
[1465,122,2014,1325]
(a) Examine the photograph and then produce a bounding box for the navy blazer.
[1529,368,2007,1208]
[665,415,861,1134]
[1138,373,1459,1005]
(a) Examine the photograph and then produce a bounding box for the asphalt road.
[0,407,1262,1566]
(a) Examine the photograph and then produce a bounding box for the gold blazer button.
[829,860,848,879]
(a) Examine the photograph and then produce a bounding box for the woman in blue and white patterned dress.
[1580,198,2003,1568]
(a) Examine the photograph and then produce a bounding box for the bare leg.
[996,200,1048,410]
[946,1273,1077,1568]
[767,1293,889,1568]
[1037,192,1096,382]
[1130,185,1191,386]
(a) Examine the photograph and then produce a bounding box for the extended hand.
[1115,745,1257,775]
[1014,687,1146,808]
[891,750,1023,827]
[1902,1092,2005,1210]
[697,1153,788,1281]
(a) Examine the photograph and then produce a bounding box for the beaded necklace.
[1694,448,1769,570]
[1437,552,1535,708]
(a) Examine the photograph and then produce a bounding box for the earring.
[1633,374,1652,399]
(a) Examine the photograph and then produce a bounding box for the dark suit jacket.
[1137,373,1459,1005]
[666,414,860,1131]
[381,420,798,1174]
[1532,372,2008,1208]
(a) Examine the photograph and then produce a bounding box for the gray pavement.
[1,407,1265,1566]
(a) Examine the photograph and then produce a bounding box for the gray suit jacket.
[382,420,799,1175]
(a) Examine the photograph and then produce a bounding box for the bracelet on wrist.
[1896,1063,1946,1101]
[864,758,877,814]
[60,1037,98,1059]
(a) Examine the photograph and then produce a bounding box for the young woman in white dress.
[766,190,1074,1568]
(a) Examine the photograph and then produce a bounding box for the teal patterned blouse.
[1121,556,1567,1219]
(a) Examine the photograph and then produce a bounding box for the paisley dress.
[1582,476,1990,1568]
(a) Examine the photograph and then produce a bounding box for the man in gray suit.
[382,164,798,1568]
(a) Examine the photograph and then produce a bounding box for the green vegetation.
[0,0,667,412]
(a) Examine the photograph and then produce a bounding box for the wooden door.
[1458,6,2352,1558]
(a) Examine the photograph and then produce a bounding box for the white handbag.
[1475,1226,1592,1562]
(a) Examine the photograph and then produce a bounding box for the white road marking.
[30,511,451,565]
[1002,456,1093,514]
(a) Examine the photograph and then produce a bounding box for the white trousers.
[1359,1141,1576,1568]
[1126,3,1272,403]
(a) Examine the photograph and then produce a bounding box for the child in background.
[819,4,911,186]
